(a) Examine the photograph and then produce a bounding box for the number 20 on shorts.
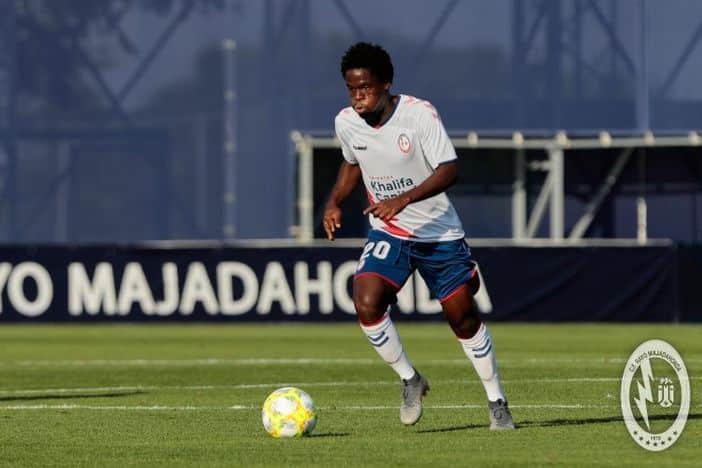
[357,240,391,270]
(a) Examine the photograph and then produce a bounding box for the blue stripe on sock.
[473,343,493,359]
[473,337,491,353]
[368,332,387,344]
[370,336,389,347]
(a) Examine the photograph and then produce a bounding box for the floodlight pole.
[222,37,238,238]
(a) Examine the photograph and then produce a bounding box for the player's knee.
[353,292,386,324]
[447,307,481,339]
[450,316,481,339]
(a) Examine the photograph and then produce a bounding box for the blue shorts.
[354,229,477,302]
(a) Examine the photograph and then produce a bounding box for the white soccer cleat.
[400,370,429,425]
[488,399,515,430]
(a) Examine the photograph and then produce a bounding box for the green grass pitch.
[0,323,700,467]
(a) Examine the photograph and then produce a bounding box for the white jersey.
[334,94,465,242]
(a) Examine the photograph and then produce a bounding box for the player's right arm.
[323,161,362,240]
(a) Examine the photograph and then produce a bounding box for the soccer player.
[322,42,514,430]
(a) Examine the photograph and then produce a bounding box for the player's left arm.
[363,162,457,221]
[364,102,458,221]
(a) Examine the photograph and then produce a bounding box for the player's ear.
[383,82,391,92]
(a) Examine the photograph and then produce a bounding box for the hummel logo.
[352,144,367,150]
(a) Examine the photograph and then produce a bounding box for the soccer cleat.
[400,370,429,425]
[488,399,515,430]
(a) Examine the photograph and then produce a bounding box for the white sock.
[360,312,415,380]
[458,322,506,402]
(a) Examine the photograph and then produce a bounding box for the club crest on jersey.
[397,134,411,154]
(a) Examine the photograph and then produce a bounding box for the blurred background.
[1,6,699,462]
[1,0,701,243]
[0,0,701,322]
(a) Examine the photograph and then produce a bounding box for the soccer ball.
[261,387,317,438]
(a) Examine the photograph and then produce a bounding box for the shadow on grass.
[0,390,146,402]
[418,412,702,434]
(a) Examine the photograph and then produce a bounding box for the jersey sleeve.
[334,116,358,165]
[417,103,457,169]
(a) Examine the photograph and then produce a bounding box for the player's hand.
[363,196,410,221]
[322,204,342,240]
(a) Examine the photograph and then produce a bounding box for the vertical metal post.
[636,197,648,244]
[298,136,314,242]
[512,149,526,239]
[549,147,564,240]
[222,36,238,238]
[637,149,648,244]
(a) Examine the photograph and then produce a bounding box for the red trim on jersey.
[365,191,414,238]
[382,220,414,238]
[354,272,401,290]
[439,283,468,303]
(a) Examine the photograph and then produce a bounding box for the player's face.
[344,68,390,115]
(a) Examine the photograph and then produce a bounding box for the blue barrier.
[0,243,678,322]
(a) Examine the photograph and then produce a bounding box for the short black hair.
[340,42,394,84]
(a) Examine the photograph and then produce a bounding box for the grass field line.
[2,376,700,396]
[4,356,701,367]
[2,403,701,412]
[0,403,636,412]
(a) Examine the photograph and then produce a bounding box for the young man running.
[323,42,514,430]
